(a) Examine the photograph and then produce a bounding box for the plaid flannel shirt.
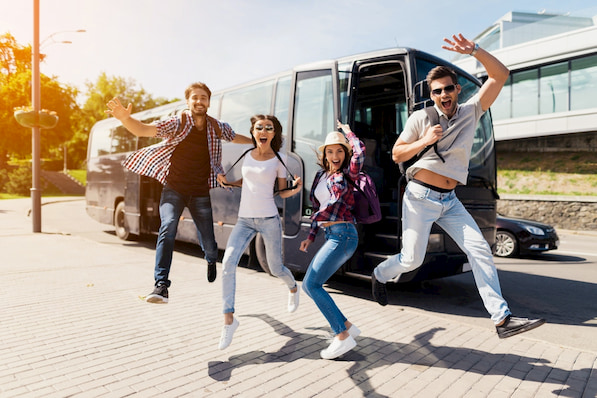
[307,131,365,242]
[122,111,236,189]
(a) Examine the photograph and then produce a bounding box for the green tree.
[0,32,79,166]
[68,72,172,167]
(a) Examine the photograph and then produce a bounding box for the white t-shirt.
[238,151,287,218]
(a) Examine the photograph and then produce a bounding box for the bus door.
[343,57,410,277]
[283,62,340,273]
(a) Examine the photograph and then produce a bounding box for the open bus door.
[282,62,340,274]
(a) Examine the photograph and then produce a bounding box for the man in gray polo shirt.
[372,33,545,339]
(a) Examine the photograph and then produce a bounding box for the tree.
[1,33,174,170]
[0,32,79,166]
[68,73,172,168]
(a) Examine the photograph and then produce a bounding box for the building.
[453,9,597,152]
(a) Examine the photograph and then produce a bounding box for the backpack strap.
[223,148,253,176]
[273,151,300,193]
[423,107,445,163]
[207,115,222,139]
[273,151,293,177]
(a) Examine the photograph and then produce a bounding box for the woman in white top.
[215,114,302,350]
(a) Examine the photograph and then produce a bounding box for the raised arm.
[106,97,157,137]
[442,33,510,111]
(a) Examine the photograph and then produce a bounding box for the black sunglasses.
[431,84,456,96]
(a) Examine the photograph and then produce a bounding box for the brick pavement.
[1,199,596,397]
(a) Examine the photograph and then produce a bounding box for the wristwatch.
[470,43,480,57]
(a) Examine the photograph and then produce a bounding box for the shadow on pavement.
[208,314,588,397]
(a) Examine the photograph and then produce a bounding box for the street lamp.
[29,0,85,233]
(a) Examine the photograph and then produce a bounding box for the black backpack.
[398,107,445,175]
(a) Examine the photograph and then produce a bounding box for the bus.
[86,47,498,283]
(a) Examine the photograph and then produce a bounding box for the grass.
[496,151,597,196]
[67,169,87,185]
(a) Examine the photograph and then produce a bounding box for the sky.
[1,0,595,102]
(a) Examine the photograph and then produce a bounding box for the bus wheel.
[114,201,132,241]
[254,233,272,276]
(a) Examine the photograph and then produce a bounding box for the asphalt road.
[33,197,597,354]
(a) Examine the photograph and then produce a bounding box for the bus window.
[339,61,353,123]
[273,75,291,136]
[220,80,275,133]
[89,125,112,158]
[111,126,135,154]
[292,70,335,215]
[210,94,221,118]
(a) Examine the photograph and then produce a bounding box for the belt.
[411,178,454,193]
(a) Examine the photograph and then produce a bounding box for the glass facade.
[493,52,597,120]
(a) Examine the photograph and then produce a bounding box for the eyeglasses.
[254,125,275,132]
[431,84,456,96]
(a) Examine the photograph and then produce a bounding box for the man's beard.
[191,107,207,117]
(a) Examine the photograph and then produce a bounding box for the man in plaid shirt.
[106,82,252,304]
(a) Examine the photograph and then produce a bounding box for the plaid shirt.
[307,131,365,241]
[122,111,235,188]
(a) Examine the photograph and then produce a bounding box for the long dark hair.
[250,115,283,152]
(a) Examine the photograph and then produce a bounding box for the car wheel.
[495,230,518,257]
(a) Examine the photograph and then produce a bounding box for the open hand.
[442,33,475,55]
[106,97,133,121]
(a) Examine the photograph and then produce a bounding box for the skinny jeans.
[222,215,296,314]
[154,186,218,287]
[302,222,358,335]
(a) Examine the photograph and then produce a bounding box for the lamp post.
[29,0,84,232]
[31,0,41,232]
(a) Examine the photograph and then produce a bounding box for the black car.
[494,215,559,257]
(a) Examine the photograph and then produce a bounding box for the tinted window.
[540,62,568,114]
[292,70,334,215]
[571,54,597,111]
[220,80,274,133]
[89,125,112,158]
[274,75,291,137]
[512,69,539,118]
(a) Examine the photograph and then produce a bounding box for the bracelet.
[470,43,479,57]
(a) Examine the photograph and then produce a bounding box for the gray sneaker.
[145,284,168,304]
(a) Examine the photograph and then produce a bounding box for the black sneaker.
[145,284,168,304]
[207,262,217,283]
[496,315,545,338]
[371,272,388,306]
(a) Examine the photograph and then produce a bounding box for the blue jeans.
[302,222,358,335]
[154,186,218,287]
[222,215,296,313]
[374,181,511,323]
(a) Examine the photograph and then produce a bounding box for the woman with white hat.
[299,120,365,359]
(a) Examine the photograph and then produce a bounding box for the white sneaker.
[288,288,299,313]
[218,317,239,350]
[348,324,361,339]
[320,335,356,359]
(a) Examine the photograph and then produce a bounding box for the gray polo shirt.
[401,94,484,185]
